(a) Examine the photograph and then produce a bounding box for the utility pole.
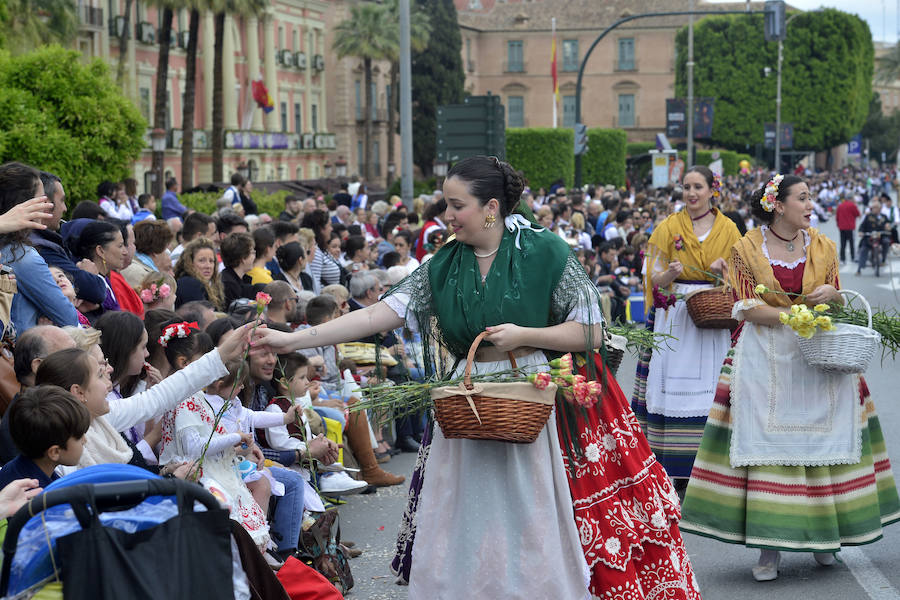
[687,0,695,168]
[399,0,414,206]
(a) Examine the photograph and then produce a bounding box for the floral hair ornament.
[711,173,722,198]
[139,280,172,304]
[158,321,200,347]
[761,174,784,213]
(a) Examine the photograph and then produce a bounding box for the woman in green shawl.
[253,157,700,599]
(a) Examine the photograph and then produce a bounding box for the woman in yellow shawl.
[680,174,900,581]
[631,165,741,491]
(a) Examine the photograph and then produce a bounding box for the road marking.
[841,547,900,600]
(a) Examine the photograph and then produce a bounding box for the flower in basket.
[527,372,552,390]
[780,303,836,339]
[673,234,684,251]
[550,354,574,371]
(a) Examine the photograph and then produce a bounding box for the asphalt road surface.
[341,216,900,599]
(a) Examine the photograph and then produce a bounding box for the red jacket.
[835,200,860,231]
[109,270,144,319]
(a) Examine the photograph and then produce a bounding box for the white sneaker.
[319,471,368,496]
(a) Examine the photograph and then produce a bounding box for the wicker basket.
[431,332,557,443]
[684,286,738,330]
[604,333,627,376]
[797,290,881,374]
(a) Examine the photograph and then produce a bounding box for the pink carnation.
[528,372,552,391]
[159,283,171,298]
[140,288,154,303]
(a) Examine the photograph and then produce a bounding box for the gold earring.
[484,213,497,229]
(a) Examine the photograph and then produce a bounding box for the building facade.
[455,0,761,142]
[875,42,900,115]
[75,0,339,193]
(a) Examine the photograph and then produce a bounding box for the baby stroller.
[0,465,234,600]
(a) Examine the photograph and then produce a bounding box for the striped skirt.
[680,348,900,551]
[631,310,709,479]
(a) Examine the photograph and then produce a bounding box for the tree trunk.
[386,61,398,188]
[152,7,173,200]
[212,12,225,184]
[115,0,132,87]
[363,56,373,183]
[181,9,199,191]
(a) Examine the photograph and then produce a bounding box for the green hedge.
[584,128,627,187]
[180,190,293,217]
[626,142,656,157]
[505,128,574,190]
[386,176,438,199]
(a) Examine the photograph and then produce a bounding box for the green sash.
[427,227,571,357]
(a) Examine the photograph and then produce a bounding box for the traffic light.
[574,123,588,156]
[764,0,786,42]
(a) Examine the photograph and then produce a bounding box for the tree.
[383,0,432,187]
[862,93,900,163]
[115,0,133,86]
[1,0,78,52]
[211,0,267,183]
[181,7,200,190]
[151,4,175,198]
[333,3,395,183]
[411,0,464,176]
[674,9,872,155]
[0,46,145,200]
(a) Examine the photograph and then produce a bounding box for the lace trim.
[760,225,810,268]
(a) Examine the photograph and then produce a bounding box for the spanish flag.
[251,78,275,114]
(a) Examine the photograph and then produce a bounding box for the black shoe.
[397,435,421,452]
[360,485,377,495]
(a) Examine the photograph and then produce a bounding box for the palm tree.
[333,3,395,183]
[115,0,133,86]
[4,0,78,52]
[876,45,900,84]
[211,0,267,183]
[150,4,176,199]
[384,0,431,187]
[181,7,200,190]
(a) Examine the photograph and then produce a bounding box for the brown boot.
[345,402,405,487]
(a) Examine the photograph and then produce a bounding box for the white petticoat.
[407,351,591,600]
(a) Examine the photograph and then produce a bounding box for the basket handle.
[463,331,517,390]
[838,289,872,329]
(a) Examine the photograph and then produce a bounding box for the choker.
[768,226,800,252]
[690,208,712,221]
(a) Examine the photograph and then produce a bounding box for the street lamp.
[433,161,448,177]
[150,128,167,199]
[775,10,819,173]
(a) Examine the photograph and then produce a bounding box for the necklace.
[473,246,500,258]
[690,208,712,221]
[768,225,799,252]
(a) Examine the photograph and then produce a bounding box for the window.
[373,140,381,175]
[278,26,284,49]
[562,95,576,128]
[139,87,151,121]
[294,102,302,132]
[618,38,635,71]
[386,84,392,113]
[293,29,300,52]
[355,80,362,120]
[370,81,378,120]
[562,39,578,72]
[280,101,288,132]
[507,96,524,127]
[618,94,635,127]
[507,40,523,72]
[357,140,364,175]
[311,104,318,132]
[295,165,303,180]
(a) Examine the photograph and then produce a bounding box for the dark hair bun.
[499,162,525,214]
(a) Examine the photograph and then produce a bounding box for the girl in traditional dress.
[632,166,742,491]
[679,174,900,581]
[253,156,701,599]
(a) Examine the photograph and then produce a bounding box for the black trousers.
[839,229,855,262]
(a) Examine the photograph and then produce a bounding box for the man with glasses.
[261,281,302,326]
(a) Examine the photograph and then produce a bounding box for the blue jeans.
[268,466,305,552]
[312,405,346,428]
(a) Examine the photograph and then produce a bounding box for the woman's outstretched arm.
[253,301,404,354]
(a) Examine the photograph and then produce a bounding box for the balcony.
[80,5,103,29]
[355,108,388,123]
[503,60,526,73]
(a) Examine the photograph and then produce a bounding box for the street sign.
[436,95,505,163]
[847,134,862,155]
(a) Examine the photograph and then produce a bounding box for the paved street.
[341,217,900,599]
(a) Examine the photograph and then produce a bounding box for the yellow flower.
[815,315,832,328]
[813,304,829,313]
[791,305,802,314]
[797,311,814,324]
[755,284,768,295]
[778,312,790,324]
[796,325,816,339]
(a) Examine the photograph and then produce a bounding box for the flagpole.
[551,17,557,128]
